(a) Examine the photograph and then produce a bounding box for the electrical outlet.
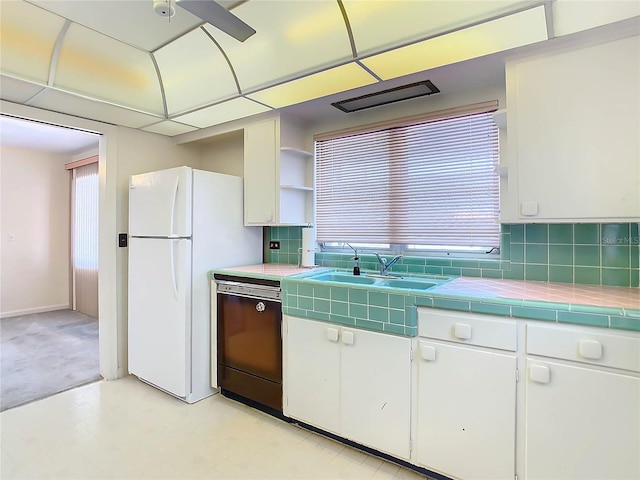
[269,241,280,250]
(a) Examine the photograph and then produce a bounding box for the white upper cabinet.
[244,116,314,226]
[502,35,640,222]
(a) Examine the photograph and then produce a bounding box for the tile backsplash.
[268,223,640,288]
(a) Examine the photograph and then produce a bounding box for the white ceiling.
[0,115,99,155]
[0,0,638,138]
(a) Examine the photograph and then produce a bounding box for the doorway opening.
[0,115,101,410]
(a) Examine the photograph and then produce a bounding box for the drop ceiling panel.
[343,0,539,56]
[154,28,239,116]
[27,0,203,51]
[362,6,548,81]
[0,0,66,83]
[172,97,271,128]
[0,75,46,103]
[142,120,200,136]
[553,0,640,37]
[29,88,162,129]
[212,1,353,91]
[246,63,378,109]
[55,23,164,115]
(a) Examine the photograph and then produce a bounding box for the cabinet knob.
[453,323,472,340]
[529,365,550,384]
[420,345,437,361]
[342,330,355,345]
[578,340,603,360]
[327,327,339,342]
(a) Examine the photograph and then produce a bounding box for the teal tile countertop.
[211,264,640,335]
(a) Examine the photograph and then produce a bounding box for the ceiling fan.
[154,0,256,42]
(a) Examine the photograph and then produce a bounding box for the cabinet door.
[415,341,516,480]
[284,316,341,435]
[244,119,278,225]
[508,36,639,221]
[525,359,640,480]
[341,328,411,460]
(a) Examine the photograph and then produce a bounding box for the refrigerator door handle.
[170,177,179,236]
[170,239,179,298]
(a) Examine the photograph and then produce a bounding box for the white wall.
[0,145,71,317]
[198,131,244,177]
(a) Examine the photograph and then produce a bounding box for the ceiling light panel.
[142,121,199,136]
[154,29,239,116]
[343,0,540,56]
[0,75,46,104]
[29,88,162,129]
[552,0,640,37]
[55,24,164,115]
[27,0,203,51]
[0,0,66,83]
[246,63,378,109]
[210,0,353,92]
[172,97,271,128]
[361,5,548,81]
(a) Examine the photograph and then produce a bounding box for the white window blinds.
[315,102,500,248]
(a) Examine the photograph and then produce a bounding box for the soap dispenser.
[352,256,360,276]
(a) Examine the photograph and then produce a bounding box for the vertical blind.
[72,161,99,318]
[315,102,500,248]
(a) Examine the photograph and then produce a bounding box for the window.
[315,101,500,254]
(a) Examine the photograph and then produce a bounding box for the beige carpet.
[0,309,101,411]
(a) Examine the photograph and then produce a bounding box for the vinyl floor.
[0,376,433,480]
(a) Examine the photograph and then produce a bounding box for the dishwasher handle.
[216,280,281,302]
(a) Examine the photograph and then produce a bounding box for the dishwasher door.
[216,282,282,411]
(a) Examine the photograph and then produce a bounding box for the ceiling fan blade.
[176,0,256,42]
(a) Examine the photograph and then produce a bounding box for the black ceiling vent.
[332,80,440,113]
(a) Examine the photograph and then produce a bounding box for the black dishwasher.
[214,274,282,412]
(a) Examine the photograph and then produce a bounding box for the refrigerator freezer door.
[129,166,192,237]
[128,237,192,398]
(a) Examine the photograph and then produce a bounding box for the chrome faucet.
[374,253,403,276]
[345,243,361,275]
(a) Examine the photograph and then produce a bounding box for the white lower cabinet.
[524,324,640,480]
[284,310,640,480]
[415,309,518,480]
[284,315,412,460]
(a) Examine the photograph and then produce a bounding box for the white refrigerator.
[127,166,262,403]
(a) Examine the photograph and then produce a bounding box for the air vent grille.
[332,80,440,113]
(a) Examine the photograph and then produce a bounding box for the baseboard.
[0,304,71,319]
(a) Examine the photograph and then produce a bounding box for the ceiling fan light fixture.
[153,0,175,18]
[331,80,440,113]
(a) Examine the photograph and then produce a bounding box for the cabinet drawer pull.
[578,340,603,360]
[327,327,339,342]
[342,330,355,345]
[420,345,436,361]
[529,365,550,384]
[453,323,472,340]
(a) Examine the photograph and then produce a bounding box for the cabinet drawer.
[527,324,640,373]
[418,308,517,351]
